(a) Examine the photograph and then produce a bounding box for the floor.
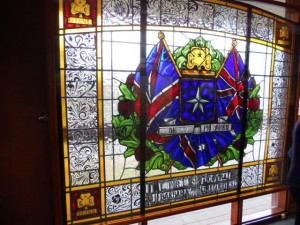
[255,214,295,225]
[131,194,296,225]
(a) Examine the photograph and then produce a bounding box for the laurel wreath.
[112,79,262,173]
[112,37,262,173]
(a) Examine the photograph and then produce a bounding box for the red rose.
[118,100,134,117]
[233,139,248,150]
[126,73,135,89]
[134,147,155,161]
[248,98,260,112]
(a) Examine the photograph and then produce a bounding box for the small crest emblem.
[68,0,93,25]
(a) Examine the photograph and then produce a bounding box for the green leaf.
[195,37,206,47]
[255,109,263,119]
[173,47,183,59]
[187,39,196,48]
[114,125,132,138]
[124,148,135,158]
[216,146,240,164]
[234,134,241,142]
[247,110,262,130]
[119,83,136,100]
[173,161,187,170]
[119,139,139,148]
[205,41,212,50]
[247,137,255,145]
[215,51,225,62]
[118,96,125,101]
[219,154,228,164]
[119,118,134,127]
[249,85,261,98]
[112,115,121,128]
[211,59,221,72]
[145,152,164,172]
[133,90,138,99]
[176,56,187,69]
[205,156,218,166]
[225,149,234,160]
[162,151,170,161]
[130,129,139,142]
[245,128,258,138]
[160,163,168,171]
[228,146,240,160]
[145,140,156,150]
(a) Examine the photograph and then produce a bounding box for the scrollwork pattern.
[275,49,290,62]
[273,77,288,88]
[242,165,263,187]
[268,139,283,159]
[102,0,140,25]
[69,144,99,172]
[269,119,286,139]
[147,0,161,25]
[188,2,214,29]
[160,0,189,26]
[271,108,287,120]
[68,129,98,144]
[237,10,248,36]
[101,0,277,41]
[65,48,96,70]
[214,5,238,33]
[65,33,96,48]
[251,13,273,42]
[71,170,99,186]
[67,98,98,129]
[274,61,290,77]
[272,88,288,108]
[66,81,97,97]
[132,183,140,209]
[66,70,96,82]
[106,183,140,213]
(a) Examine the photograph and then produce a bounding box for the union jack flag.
[216,46,247,120]
[134,39,180,143]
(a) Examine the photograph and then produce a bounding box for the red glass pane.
[64,0,97,28]
[70,188,100,220]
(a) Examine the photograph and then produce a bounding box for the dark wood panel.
[0,1,60,224]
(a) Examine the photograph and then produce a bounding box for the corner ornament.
[68,0,92,25]
[278,26,289,46]
[269,164,279,177]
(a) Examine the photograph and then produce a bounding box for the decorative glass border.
[58,0,296,223]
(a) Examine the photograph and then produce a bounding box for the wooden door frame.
[46,0,64,224]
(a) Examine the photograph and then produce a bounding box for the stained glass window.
[58,0,297,224]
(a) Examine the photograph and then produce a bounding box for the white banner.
[159,123,232,135]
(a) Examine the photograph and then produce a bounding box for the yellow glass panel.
[64,158,70,188]
[60,70,65,98]
[227,2,247,11]
[61,99,67,130]
[59,36,65,69]
[70,184,99,191]
[73,217,101,224]
[101,187,105,215]
[63,131,68,158]
[59,0,63,29]
[66,192,71,221]
[65,28,96,34]
[97,0,102,25]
